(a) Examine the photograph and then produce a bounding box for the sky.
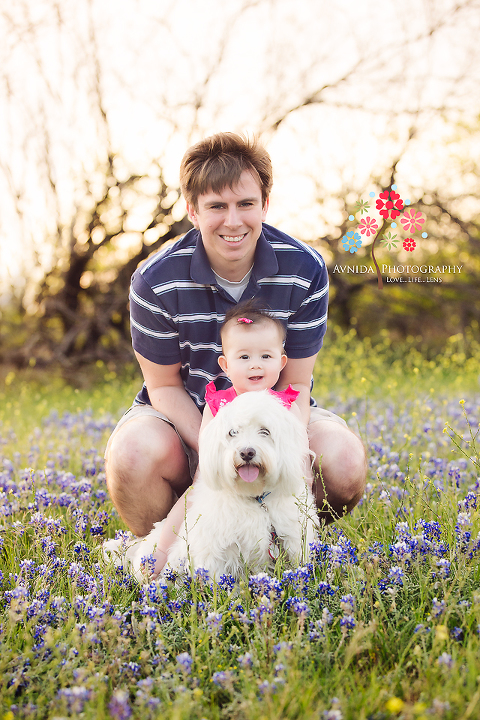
[1,0,479,294]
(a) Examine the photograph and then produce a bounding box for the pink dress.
[204,381,300,417]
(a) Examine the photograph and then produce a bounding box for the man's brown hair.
[180,132,273,209]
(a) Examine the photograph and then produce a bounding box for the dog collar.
[254,492,281,559]
[255,491,271,510]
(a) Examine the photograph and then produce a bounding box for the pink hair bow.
[238,317,253,324]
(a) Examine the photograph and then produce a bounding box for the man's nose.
[224,206,241,227]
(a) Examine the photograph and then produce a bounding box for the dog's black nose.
[240,447,256,462]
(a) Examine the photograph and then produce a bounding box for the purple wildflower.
[206,612,223,634]
[108,689,132,719]
[212,670,234,689]
[238,652,253,668]
[388,566,404,585]
[57,686,91,713]
[176,652,193,675]
[432,597,446,618]
[437,652,453,668]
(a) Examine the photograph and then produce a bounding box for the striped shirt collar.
[190,226,279,286]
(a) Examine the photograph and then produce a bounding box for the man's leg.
[308,420,367,524]
[105,416,193,537]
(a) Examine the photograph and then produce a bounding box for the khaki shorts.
[105,402,347,480]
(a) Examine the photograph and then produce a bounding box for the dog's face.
[199,390,309,497]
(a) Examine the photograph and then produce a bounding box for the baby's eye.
[228,429,238,437]
[262,354,272,359]
[240,354,249,360]
[258,428,270,436]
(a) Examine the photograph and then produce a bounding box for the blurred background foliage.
[1,0,479,371]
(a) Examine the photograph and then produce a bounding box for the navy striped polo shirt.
[130,222,329,410]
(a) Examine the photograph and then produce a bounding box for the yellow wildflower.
[385,696,404,714]
[435,625,449,641]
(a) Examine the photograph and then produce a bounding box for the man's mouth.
[220,233,247,243]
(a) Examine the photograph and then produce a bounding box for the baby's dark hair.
[221,300,286,345]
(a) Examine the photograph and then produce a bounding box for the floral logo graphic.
[358,216,378,237]
[376,189,404,219]
[381,231,397,250]
[400,209,425,233]
[342,230,362,253]
[403,238,416,252]
[342,185,428,288]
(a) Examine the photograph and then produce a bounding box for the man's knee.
[105,417,190,535]
[336,432,367,504]
[106,417,187,483]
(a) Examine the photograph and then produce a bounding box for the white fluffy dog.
[104,390,318,581]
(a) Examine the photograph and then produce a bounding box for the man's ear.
[186,202,199,229]
[218,355,228,374]
[261,197,270,221]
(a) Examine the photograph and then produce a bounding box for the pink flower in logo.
[403,238,416,252]
[358,216,378,237]
[400,209,425,234]
[376,190,404,220]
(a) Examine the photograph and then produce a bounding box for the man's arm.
[135,351,203,453]
[275,354,318,426]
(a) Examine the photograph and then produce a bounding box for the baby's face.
[218,322,287,394]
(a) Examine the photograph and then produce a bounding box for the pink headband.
[238,317,253,324]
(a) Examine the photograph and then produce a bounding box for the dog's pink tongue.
[237,465,260,483]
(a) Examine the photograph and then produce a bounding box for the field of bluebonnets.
[1,328,480,720]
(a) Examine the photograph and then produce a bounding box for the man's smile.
[220,233,247,243]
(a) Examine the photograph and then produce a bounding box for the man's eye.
[258,428,270,436]
[229,429,238,437]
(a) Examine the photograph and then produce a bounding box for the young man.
[105,132,366,563]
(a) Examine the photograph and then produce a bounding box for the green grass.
[0,336,480,719]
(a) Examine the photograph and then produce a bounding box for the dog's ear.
[198,409,237,491]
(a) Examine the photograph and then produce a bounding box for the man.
[105,132,366,570]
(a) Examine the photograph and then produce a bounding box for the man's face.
[186,170,269,281]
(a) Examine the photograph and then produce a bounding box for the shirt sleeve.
[271,385,301,408]
[284,252,329,359]
[205,383,238,415]
[205,381,220,416]
[129,269,181,364]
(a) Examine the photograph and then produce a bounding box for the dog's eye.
[258,428,270,436]
[228,429,238,437]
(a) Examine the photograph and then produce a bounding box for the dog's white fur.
[104,391,318,581]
